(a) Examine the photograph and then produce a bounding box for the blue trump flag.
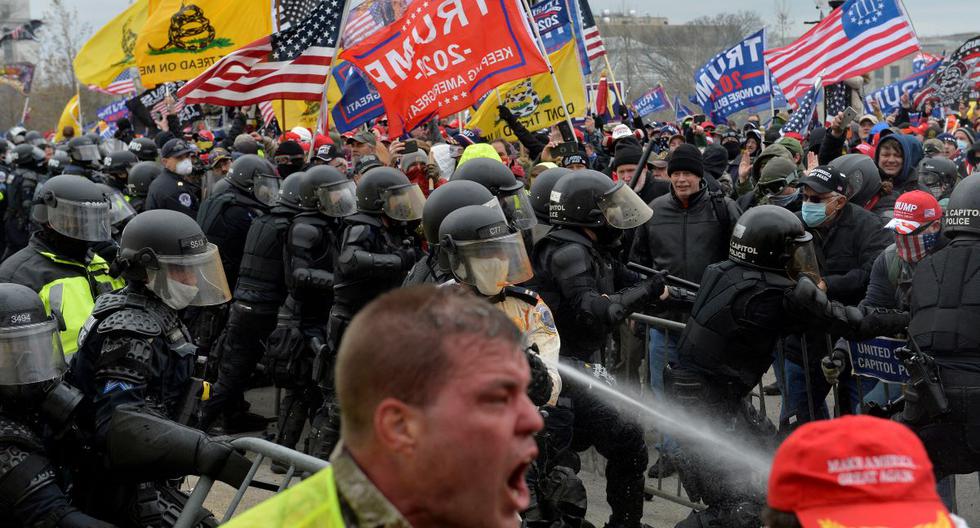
[674,95,693,120]
[530,0,573,54]
[694,29,773,122]
[633,85,671,117]
[864,60,941,115]
[331,62,385,134]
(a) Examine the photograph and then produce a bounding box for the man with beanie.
[630,143,740,478]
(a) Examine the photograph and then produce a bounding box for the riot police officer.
[915,157,958,209]
[403,180,495,286]
[0,283,116,527]
[47,149,70,177]
[127,137,158,162]
[197,154,281,288]
[451,157,538,245]
[62,136,102,178]
[529,169,662,528]
[2,143,46,258]
[0,175,125,357]
[101,150,138,195]
[125,161,161,213]
[527,166,570,245]
[145,138,201,218]
[328,167,425,350]
[269,165,356,461]
[198,170,316,434]
[903,173,980,481]
[668,205,905,528]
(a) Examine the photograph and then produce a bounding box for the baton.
[627,262,700,291]
[631,135,658,190]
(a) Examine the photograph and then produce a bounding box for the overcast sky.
[28,0,980,39]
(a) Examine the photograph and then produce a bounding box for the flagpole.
[20,96,29,124]
[310,0,354,163]
[602,55,632,120]
[519,0,577,142]
[274,0,287,133]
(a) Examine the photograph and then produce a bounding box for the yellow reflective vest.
[221,466,344,527]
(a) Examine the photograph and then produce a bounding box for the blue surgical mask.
[768,189,800,207]
[957,139,969,151]
[801,201,828,227]
[939,197,950,209]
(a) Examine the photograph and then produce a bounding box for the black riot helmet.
[439,204,533,296]
[7,126,26,144]
[0,283,67,403]
[422,180,496,245]
[127,137,159,161]
[97,183,137,227]
[227,154,281,207]
[942,173,980,238]
[529,167,570,224]
[12,143,45,169]
[276,170,307,211]
[355,167,425,220]
[102,150,138,175]
[729,205,819,282]
[24,130,44,146]
[115,210,232,309]
[32,175,112,242]
[47,150,70,176]
[549,169,652,229]
[127,161,162,198]
[67,136,101,164]
[916,157,958,202]
[451,158,536,230]
[829,154,880,208]
[300,165,357,217]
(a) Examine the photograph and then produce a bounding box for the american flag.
[912,51,942,73]
[259,100,277,127]
[824,82,849,119]
[0,20,42,44]
[765,0,920,106]
[577,0,606,60]
[781,78,822,138]
[280,0,321,28]
[152,86,186,116]
[342,0,397,48]
[177,0,347,106]
[88,69,137,96]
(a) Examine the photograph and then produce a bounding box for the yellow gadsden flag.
[54,94,80,142]
[73,0,149,89]
[134,0,272,86]
[273,99,322,131]
[467,41,586,142]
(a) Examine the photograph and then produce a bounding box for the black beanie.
[668,143,703,178]
[612,142,642,170]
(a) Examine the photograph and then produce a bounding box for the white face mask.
[175,158,193,176]
[161,278,199,310]
[470,257,509,296]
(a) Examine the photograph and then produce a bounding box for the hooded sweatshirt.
[874,133,923,189]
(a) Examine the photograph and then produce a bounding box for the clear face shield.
[381,183,426,221]
[449,232,534,296]
[46,197,112,242]
[316,180,357,217]
[106,189,137,226]
[0,319,66,386]
[253,175,281,206]
[145,244,232,310]
[787,236,821,284]
[596,182,653,229]
[500,187,537,231]
[74,144,101,163]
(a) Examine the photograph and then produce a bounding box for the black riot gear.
[47,149,69,176]
[12,143,45,170]
[227,154,281,207]
[529,167,570,223]
[728,205,819,281]
[276,169,308,210]
[439,204,533,296]
[303,165,356,217]
[126,161,162,208]
[451,157,537,230]
[941,173,980,237]
[829,153,880,206]
[355,167,424,218]
[549,169,652,229]
[128,137,159,161]
[0,283,67,400]
[7,126,25,144]
[102,149,138,175]
[67,136,101,165]
[916,157,958,203]
[31,175,113,242]
[23,130,43,146]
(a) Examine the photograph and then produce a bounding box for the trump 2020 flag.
[342,0,549,136]
[633,85,671,117]
[694,29,772,122]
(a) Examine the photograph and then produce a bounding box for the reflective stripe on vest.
[39,276,95,359]
[221,466,343,527]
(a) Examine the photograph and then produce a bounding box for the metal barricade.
[173,437,329,528]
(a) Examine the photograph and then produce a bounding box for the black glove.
[396,246,422,270]
[858,308,909,339]
[790,276,828,311]
[497,105,515,123]
[641,273,667,301]
[524,345,553,407]
[197,439,252,488]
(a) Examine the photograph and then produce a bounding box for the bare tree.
[35,0,90,88]
[774,0,792,47]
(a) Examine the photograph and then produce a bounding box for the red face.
[409,335,543,527]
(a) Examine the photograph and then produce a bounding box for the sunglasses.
[757,178,788,196]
